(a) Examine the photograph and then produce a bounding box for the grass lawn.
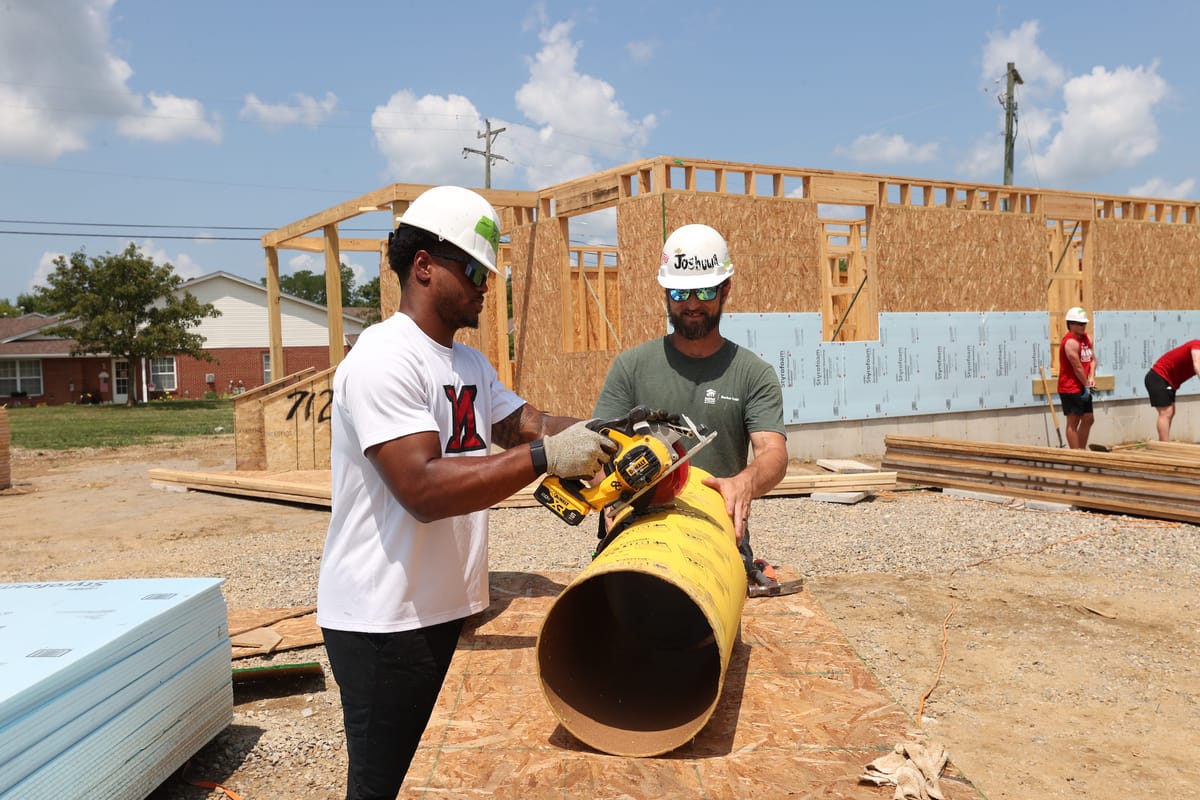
[3,399,234,450]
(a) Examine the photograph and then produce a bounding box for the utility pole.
[1002,62,1024,186]
[462,118,509,189]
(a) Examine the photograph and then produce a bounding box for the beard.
[668,303,722,340]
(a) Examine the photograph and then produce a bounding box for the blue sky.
[1,1,1197,305]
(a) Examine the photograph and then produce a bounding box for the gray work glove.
[543,421,618,479]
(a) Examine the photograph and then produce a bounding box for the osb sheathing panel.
[617,192,823,349]
[510,192,823,417]
[1092,220,1200,309]
[399,570,979,799]
[508,220,616,418]
[873,207,1046,312]
[261,367,334,470]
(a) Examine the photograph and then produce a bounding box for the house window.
[149,357,177,392]
[0,360,43,396]
[262,352,272,385]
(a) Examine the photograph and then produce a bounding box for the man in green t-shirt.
[593,223,789,590]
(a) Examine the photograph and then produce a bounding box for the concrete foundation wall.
[784,395,1200,460]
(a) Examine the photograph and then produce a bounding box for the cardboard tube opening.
[538,570,722,756]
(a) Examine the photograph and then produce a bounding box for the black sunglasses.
[429,250,489,287]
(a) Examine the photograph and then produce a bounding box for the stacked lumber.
[149,468,331,507]
[882,435,1200,524]
[150,464,896,509]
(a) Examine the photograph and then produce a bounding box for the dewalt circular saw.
[532,406,716,526]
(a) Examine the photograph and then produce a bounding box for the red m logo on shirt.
[444,385,486,453]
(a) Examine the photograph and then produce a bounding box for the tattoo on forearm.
[492,406,530,449]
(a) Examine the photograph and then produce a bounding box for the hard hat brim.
[656,271,731,290]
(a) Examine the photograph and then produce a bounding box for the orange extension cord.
[190,781,244,800]
[917,605,956,726]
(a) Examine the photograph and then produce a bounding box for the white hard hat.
[657,224,734,289]
[1065,306,1089,323]
[397,185,501,273]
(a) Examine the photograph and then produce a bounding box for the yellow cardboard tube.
[536,467,746,757]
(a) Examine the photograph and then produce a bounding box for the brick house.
[0,271,367,406]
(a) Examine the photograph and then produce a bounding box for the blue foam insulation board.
[0,578,232,800]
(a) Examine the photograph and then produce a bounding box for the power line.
[0,230,260,241]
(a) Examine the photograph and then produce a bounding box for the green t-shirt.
[593,337,785,479]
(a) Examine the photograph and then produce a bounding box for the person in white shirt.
[317,186,616,799]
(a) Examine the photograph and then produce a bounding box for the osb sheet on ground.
[402,571,981,800]
[227,606,322,659]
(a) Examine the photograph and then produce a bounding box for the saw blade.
[607,427,717,515]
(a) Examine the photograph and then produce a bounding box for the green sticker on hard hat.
[475,216,500,253]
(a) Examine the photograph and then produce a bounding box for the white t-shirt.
[316,312,525,633]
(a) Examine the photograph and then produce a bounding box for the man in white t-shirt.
[317,186,617,799]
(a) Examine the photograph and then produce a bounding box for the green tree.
[0,299,23,317]
[35,243,221,406]
[263,263,358,305]
[356,274,380,309]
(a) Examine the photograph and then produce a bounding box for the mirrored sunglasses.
[667,286,719,302]
[430,250,489,287]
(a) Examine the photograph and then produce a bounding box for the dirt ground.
[3,436,1199,799]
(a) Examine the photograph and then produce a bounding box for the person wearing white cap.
[592,223,789,591]
[1056,306,1097,449]
[317,185,618,798]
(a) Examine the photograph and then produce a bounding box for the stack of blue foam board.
[0,577,233,800]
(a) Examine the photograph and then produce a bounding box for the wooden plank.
[881,435,1200,523]
[810,175,877,205]
[550,174,623,216]
[816,458,878,474]
[275,236,384,253]
[1042,194,1096,220]
[1031,374,1115,395]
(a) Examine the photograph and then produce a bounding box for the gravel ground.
[145,487,1200,800]
[6,441,1198,799]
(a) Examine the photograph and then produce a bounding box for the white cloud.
[117,93,222,143]
[835,133,938,164]
[240,92,338,127]
[1024,64,1167,186]
[976,21,1170,190]
[30,251,67,292]
[136,240,207,281]
[516,21,654,162]
[1128,177,1196,199]
[981,20,1066,100]
[0,1,219,157]
[0,0,137,160]
[372,91,485,186]
[372,19,654,190]
[627,40,655,64]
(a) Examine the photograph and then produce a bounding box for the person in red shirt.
[1056,307,1097,449]
[1145,339,1200,441]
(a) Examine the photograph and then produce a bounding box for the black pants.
[322,619,464,800]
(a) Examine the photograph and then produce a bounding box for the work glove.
[543,421,619,479]
[1079,387,1091,401]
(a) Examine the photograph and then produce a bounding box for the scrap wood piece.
[816,458,879,474]
[229,609,323,660]
[230,627,283,654]
[228,606,316,636]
